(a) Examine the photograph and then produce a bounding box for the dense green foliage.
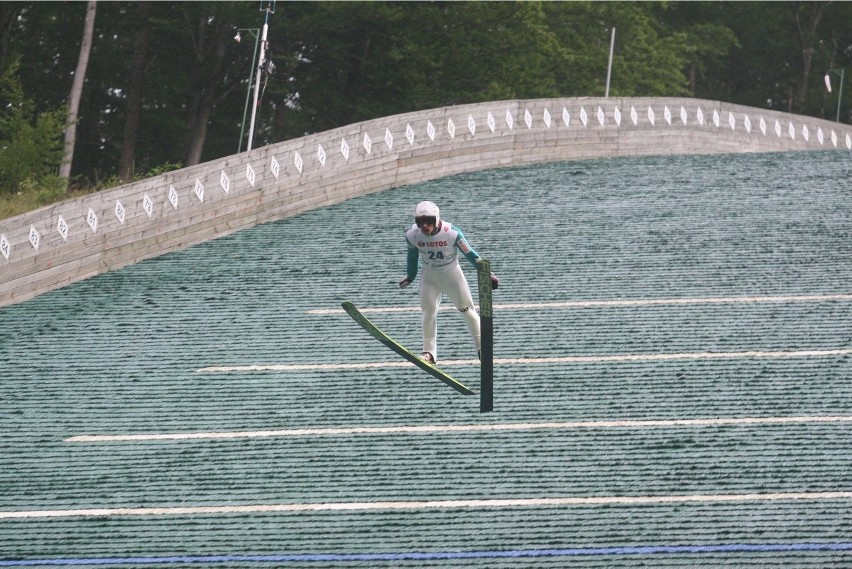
[0,1,849,196]
[0,56,65,197]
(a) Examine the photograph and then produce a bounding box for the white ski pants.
[420,263,480,360]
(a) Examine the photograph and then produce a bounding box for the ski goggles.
[415,216,437,227]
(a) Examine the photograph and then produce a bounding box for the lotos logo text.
[418,241,448,247]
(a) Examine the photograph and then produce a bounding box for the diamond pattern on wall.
[57,215,69,241]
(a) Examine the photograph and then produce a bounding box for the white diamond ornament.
[487,112,495,133]
[363,132,372,154]
[220,171,230,194]
[115,200,125,224]
[447,118,455,139]
[427,120,436,140]
[317,144,326,167]
[341,138,350,161]
[57,215,69,241]
[270,156,280,178]
[384,128,393,149]
[467,114,476,135]
[168,185,178,209]
[29,225,40,250]
[87,208,98,233]
[246,164,256,187]
[524,109,532,129]
[0,234,9,260]
[194,179,204,202]
[143,194,153,217]
[406,124,415,145]
[543,108,551,128]
[294,151,303,173]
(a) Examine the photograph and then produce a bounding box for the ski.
[476,258,494,412]
[341,301,475,396]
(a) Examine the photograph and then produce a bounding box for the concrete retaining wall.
[1,97,849,308]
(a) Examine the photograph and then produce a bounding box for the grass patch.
[0,162,182,222]
[0,185,101,220]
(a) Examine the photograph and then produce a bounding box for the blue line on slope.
[2,543,852,566]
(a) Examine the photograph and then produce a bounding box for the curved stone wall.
[1,97,849,308]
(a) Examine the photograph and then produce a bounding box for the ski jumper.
[404,220,481,360]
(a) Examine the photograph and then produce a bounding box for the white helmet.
[414,200,440,227]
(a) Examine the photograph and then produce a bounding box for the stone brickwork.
[1,97,849,308]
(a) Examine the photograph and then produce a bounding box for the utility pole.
[825,68,845,122]
[605,27,615,98]
[247,1,276,151]
[235,28,259,153]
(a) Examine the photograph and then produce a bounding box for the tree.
[0,3,21,62]
[181,2,256,166]
[791,1,829,114]
[59,0,96,181]
[118,1,152,182]
[0,56,65,195]
[1,1,849,192]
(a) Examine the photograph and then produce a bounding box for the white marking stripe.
[308,294,852,314]
[197,349,852,372]
[65,415,852,443]
[4,492,852,519]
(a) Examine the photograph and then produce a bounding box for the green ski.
[476,258,494,412]
[341,301,475,396]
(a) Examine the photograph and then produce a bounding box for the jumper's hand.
[490,272,500,290]
[399,277,412,289]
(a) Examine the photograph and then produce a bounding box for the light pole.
[235,28,260,153]
[246,2,275,152]
[824,68,845,122]
[605,27,615,98]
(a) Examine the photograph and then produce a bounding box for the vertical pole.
[826,68,845,122]
[237,30,260,153]
[605,27,615,98]
[246,19,268,151]
[476,259,493,413]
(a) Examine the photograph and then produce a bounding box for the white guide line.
[198,348,852,373]
[65,415,852,443]
[4,491,852,520]
[308,294,852,315]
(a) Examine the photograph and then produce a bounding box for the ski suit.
[404,220,481,360]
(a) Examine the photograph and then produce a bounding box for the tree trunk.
[183,11,229,166]
[791,1,826,114]
[119,1,152,182]
[59,0,96,182]
[0,3,23,62]
[184,95,212,166]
